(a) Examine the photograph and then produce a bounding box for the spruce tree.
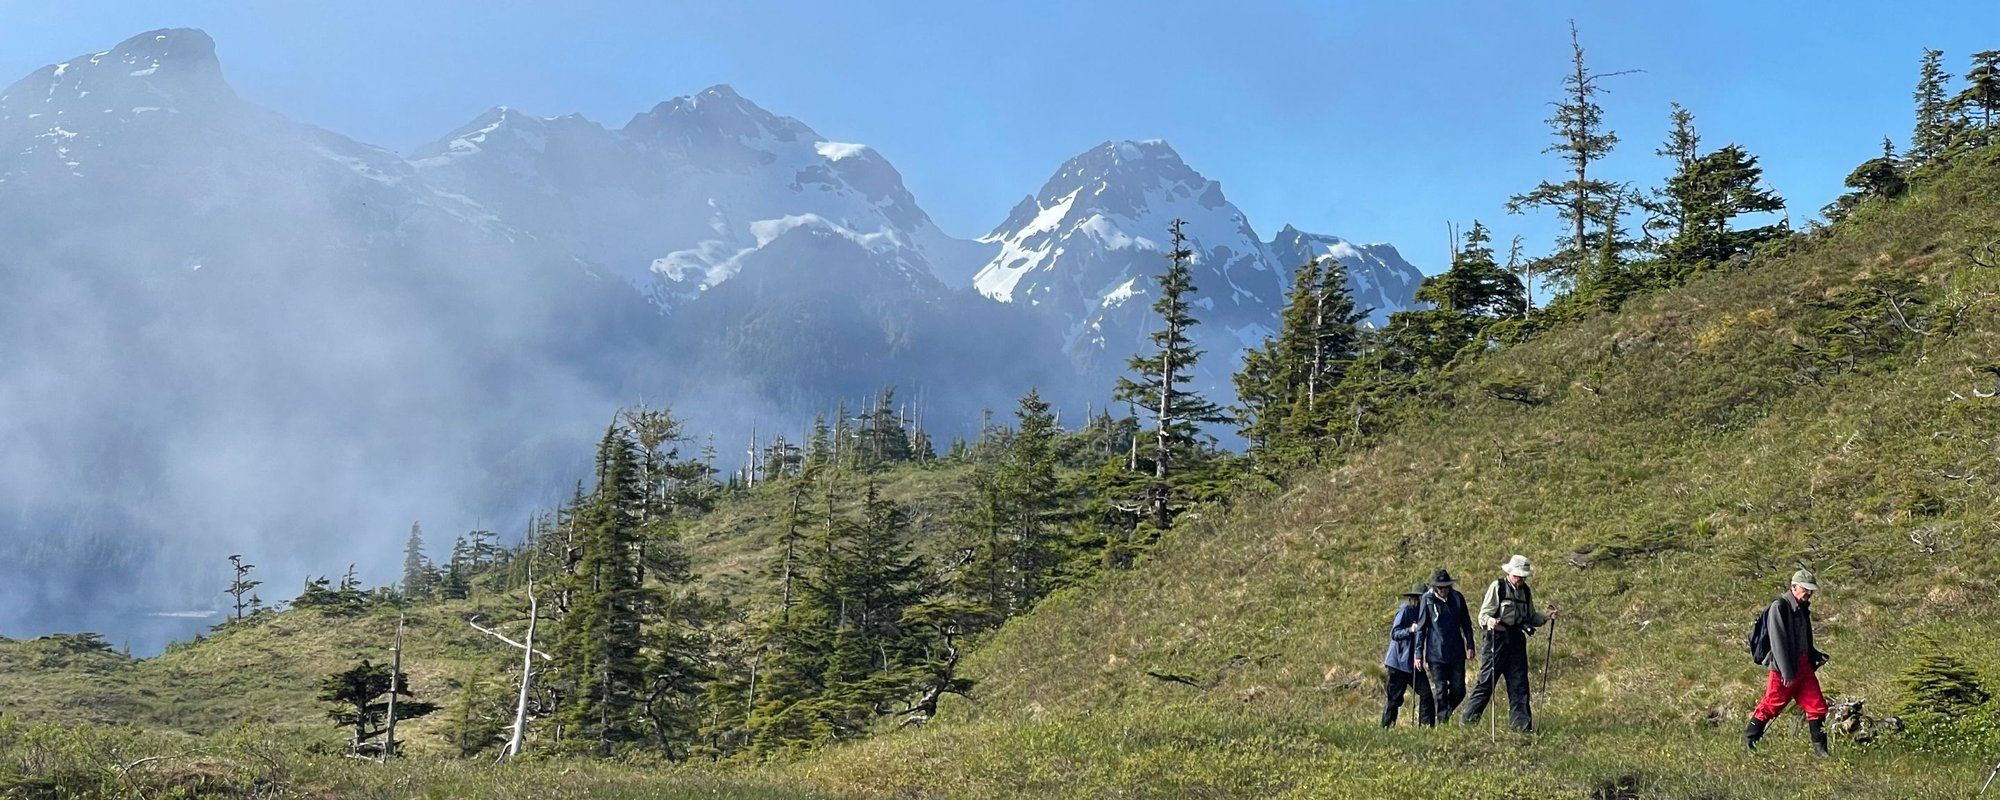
[960,390,1065,619]
[1649,143,1786,275]
[1823,137,1908,222]
[1956,50,2000,147]
[1640,102,1702,249]
[552,424,652,755]
[1507,21,1635,293]
[1413,222,1526,321]
[400,523,432,600]
[1911,48,1953,167]
[1235,256,1367,467]
[1112,219,1229,530]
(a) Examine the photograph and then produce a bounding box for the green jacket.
[1477,578,1547,632]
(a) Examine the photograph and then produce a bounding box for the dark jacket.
[1383,602,1423,672]
[1763,592,1825,683]
[1418,588,1477,664]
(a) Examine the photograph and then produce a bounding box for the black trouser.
[1427,658,1467,721]
[1382,666,1435,727]
[1460,628,1532,731]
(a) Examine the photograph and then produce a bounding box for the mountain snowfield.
[409,85,989,307]
[0,27,1424,648]
[973,139,1425,397]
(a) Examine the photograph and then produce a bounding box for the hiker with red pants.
[1381,582,1436,727]
[1745,569,1832,757]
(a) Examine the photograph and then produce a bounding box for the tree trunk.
[383,614,403,761]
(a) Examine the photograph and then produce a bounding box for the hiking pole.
[1487,629,1497,742]
[1980,757,2000,795]
[1541,617,1557,694]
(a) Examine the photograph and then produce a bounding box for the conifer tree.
[1414,222,1527,321]
[1504,235,1538,310]
[440,536,472,600]
[1911,48,1954,166]
[1824,137,1908,222]
[1640,102,1702,249]
[959,390,1065,618]
[1113,219,1230,530]
[400,523,433,600]
[552,424,652,755]
[319,659,437,754]
[1235,256,1367,466]
[1507,21,1636,293]
[1956,50,2000,147]
[805,413,833,469]
[1647,141,1786,275]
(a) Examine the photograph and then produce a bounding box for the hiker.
[1382,582,1436,727]
[1460,555,1557,732]
[1745,569,1832,757]
[1415,568,1477,721]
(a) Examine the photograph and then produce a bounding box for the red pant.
[1753,655,1826,722]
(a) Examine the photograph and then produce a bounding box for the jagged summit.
[970,138,1424,406]
[622,83,819,154]
[1266,225,1425,326]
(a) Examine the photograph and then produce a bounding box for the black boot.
[1744,717,1767,752]
[1809,719,1830,758]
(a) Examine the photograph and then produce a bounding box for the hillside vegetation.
[7,105,2000,800]
[771,146,2000,798]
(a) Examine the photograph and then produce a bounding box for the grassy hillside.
[6,150,1998,799]
[771,149,2000,798]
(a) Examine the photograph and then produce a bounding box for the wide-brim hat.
[1401,582,1425,597]
[1501,554,1534,577]
[1428,568,1456,588]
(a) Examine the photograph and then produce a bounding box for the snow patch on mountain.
[1266,225,1426,327]
[814,140,868,161]
[414,85,988,301]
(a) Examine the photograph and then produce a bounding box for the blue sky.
[3,1,1992,274]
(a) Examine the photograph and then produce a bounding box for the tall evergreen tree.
[1507,21,1635,292]
[1235,256,1367,466]
[1112,219,1230,530]
[1911,48,1953,167]
[959,390,1065,619]
[746,473,927,751]
[400,523,433,600]
[552,424,651,755]
[1640,102,1702,249]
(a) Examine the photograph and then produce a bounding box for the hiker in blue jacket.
[1415,568,1478,721]
[1381,582,1436,727]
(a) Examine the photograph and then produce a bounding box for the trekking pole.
[1541,617,1557,694]
[1487,629,1497,742]
[1980,757,2000,795]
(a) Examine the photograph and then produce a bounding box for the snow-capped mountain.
[0,27,1423,649]
[972,140,1425,401]
[1266,225,1426,327]
[411,85,990,306]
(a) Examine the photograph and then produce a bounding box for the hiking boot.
[1809,719,1831,758]
[1744,717,1767,752]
